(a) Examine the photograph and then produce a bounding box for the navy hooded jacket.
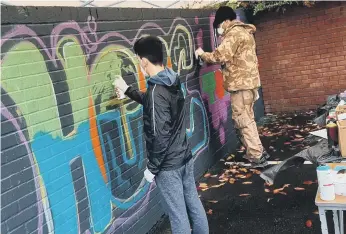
[125,68,192,175]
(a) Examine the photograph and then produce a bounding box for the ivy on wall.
[200,0,316,15]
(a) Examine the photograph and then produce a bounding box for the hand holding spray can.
[112,75,127,100]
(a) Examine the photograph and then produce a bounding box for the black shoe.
[262,150,271,160]
[243,151,270,168]
[250,156,269,168]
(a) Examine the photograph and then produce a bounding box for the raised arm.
[200,34,240,64]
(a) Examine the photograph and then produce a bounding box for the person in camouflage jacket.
[196,6,269,168]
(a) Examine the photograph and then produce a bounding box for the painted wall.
[1,6,264,234]
[2,0,224,8]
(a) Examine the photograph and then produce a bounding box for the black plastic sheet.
[314,94,340,127]
[260,139,342,184]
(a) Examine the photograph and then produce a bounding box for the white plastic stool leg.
[319,208,328,234]
[334,210,341,234]
[340,211,344,234]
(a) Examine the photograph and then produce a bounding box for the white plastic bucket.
[317,165,335,201]
[334,166,346,196]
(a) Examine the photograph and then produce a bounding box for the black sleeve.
[146,86,171,175]
[124,86,145,105]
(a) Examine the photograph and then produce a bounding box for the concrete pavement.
[151,113,345,234]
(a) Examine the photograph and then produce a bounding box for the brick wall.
[1,6,264,234]
[255,1,346,113]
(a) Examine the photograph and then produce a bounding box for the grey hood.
[149,67,178,86]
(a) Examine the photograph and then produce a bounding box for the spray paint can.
[198,57,204,66]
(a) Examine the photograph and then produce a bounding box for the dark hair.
[133,36,164,65]
[213,6,237,28]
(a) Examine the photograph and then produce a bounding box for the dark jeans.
[155,160,209,234]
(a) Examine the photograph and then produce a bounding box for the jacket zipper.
[152,84,157,136]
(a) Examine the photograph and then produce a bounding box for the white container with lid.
[317,165,335,201]
[334,166,346,196]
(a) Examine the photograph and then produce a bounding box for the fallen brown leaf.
[240,168,248,173]
[229,169,238,174]
[305,220,312,228]
[207,209,213,215]
[283,184,291,188]
[208,200,218,204]
[250,169,261,175]
[211,183,225,188]
[201,188,209,192]
[292,138,304,142]
[294,187,305,191]
[226,155,235,161]
[239,194,251,197]
[199,183,208,188]
[242,181,253,185]
[263,132,274,137]
[303,181,314,185]
[204,173,211,178]
[219,179,228,183]
[273,188,284,194]
[279,192,287,195]
[235,174,247,179]
[313,210,319,215]
[229,178,236,184]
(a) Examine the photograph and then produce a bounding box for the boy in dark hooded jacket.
[113,36,209,234]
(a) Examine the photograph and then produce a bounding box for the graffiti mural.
[201,69,230,145]
[1,13,211,234]
[195,14,232,146]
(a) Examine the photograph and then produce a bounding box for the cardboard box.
[336,105,346,121]
[338,120,346,157]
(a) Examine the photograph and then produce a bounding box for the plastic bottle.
[326,118,338,148]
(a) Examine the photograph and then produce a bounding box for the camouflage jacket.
[201,20,261,92]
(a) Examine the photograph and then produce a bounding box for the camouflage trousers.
[230,89,263,159]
